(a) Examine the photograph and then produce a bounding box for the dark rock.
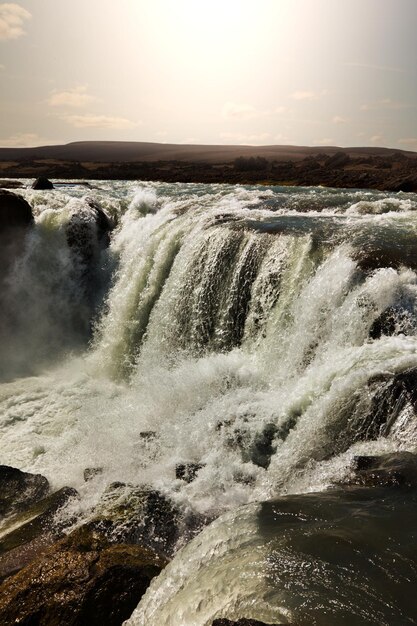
[0,466,49,518]
[176,462,204,483]
[212,618,278,626]
[0,487,79,581]
[248,423,278,469]
[344,452,417,488]
[0,190,33,233]
[361,368,417,440]
[324,151,351,169]
[91,485,180,556]
[66,197,113,269]
[0,525,167,626]
[139,430,158,441]
[0,180,24,189]
[369,306,415,339]
[84,467,103,482]
[32,176,54,190]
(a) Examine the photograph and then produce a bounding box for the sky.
[0,0,416,149]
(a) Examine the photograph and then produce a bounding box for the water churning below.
[1,181,417,624]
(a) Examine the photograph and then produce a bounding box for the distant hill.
[0,141,416,163]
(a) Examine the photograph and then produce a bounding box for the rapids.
[1,181,417,623]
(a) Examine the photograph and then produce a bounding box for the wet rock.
[360,367,417,440]
[84,467,103,482]
[0,466,49,518]
[0,525,167,626]
[32,176,54,190]
[0,179,24,189]
[248,423,278,469]
[91,485,180,556]
[139,430,157,441]
[176,462,204,483]
[0,487,79,581]
[369,306,415,339]
[66,197,113,262]
[0,190,33,233]
[344,452,417,488]
[212,618,278,626]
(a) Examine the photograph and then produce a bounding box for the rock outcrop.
[0,465,49,518]
[32,176,54,190]
[0,486,79,581]
[344,452,417,488]
[0,190,33,232]
[0,525,166,626]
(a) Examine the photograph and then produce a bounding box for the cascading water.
[1,181,417,624]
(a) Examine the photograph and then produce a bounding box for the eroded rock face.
[0,526,167,626]
[0,465,49,518]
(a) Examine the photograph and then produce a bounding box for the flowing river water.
[1,181,417,624]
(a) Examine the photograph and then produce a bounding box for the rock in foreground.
[0,190,33,232]
[0,525,167,626]
[0,465,49,518]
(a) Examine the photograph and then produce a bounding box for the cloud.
[0,132,58,147]
[332,115,348,124]
[0,63,5,70]
[361,99,414,111]
[61,114,140,129]
[219,131,271,144]
[370,134,384,143]
[291,91,317,101]
[313,138,335,146]
[180,137,198,144]
[222,102,259,120]
[47,86,96,108]
[0,3,31,40]
[345,62,405,74]
[275,106,287,114]
[398,138,417,150]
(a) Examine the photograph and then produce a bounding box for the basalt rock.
[175,462,204,483]
[32,176,54,190]
[344,452,417,488]
[0,525,166,626]
[90,484,180,556]
[0,190,33,233]
[66,197,113,259]
[0,486,79,581]
[0,466,49,518]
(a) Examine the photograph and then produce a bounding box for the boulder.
[0,466,49,518]
[0,190,33,233]
[0,180,24,189]
[66,197,113,254]
[344,452,417,488]
[0,525,167,626]
[90,484,180,556]
[175,462,204,483]
[0,487,79,581]
[32,176,54,190]
[83,467,103,482]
